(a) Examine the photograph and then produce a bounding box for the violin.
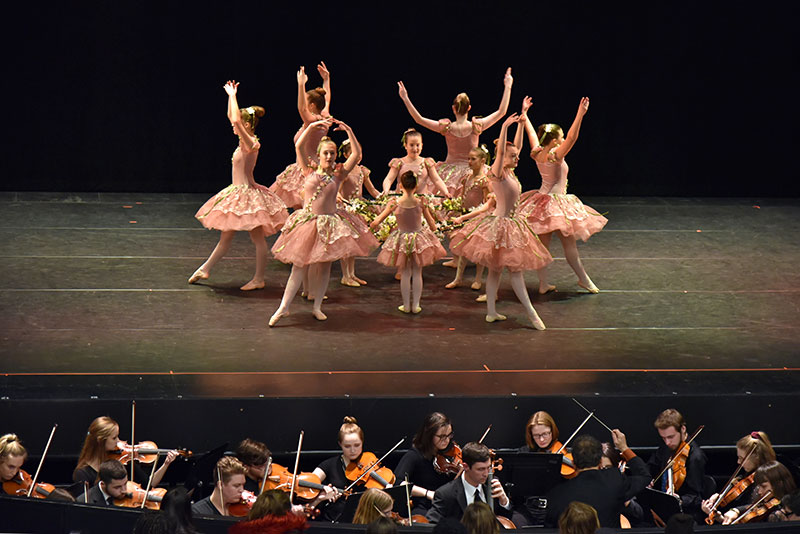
[547,441,577,479]
[110,441,192,465]
[263,462,344,501]
[2,469,56,499]
[651,425,704,495]
[434,442,463,476]
[345,451,395,489]
[706,473,755,524]
[113,480,166,509]
[387,510,429,526]
[731,493,780,524]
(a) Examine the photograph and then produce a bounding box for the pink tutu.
[195,183,288,235]
[518,193,607,241]
[377,227,447,268]
[449,215,553,273]
[272,209,378,267]
[436,162,491,196]
[269,163,306,209]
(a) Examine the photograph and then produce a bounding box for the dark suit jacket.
[425,476,511,524]
[646,442,707,515]
[76,484,114,506]
[544,455,650,528]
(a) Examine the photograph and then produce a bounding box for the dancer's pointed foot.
[528,310,547,331]
[188,268,209,284]
[578,279,599,294]
[268,309,289,327]
[353,275,367,285]
[485,313,507,323]
[476,294,487,302]
[471,280,482,290]
[445,279,463,289]
[538,283,557,294]
[240,279,265,291]
[340,278,360,287]
[398,305,411,314]
[312,309,327,321]
[442,259,458,268]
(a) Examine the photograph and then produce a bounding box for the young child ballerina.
[381,129,451,198]
[517,96,607,294]
[370,171,447,314]
[397,68,513,195]
[269,119,378,326]
[189,80,288,291]
[449,114,552,330]
[270,63,332,209]
[444,145,492,290]
[337,139,381,287]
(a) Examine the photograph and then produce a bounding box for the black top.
[191,495,221,516]
[544,456,650,528]
[73,462,148,486]
[316,455,351,522]
[394,447,453,511]
[646,442,707,515]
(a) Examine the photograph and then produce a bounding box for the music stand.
[501,452,563,502]
[637,487,682,524]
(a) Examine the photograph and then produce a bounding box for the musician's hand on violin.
[721,509,739,525]
[611,429,629,452]
[163,449,179,467]
[701,495,719,515]
[290,504,306,515]
[490,477,509,507]
[320,484,339,502]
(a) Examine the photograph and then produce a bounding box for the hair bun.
[252,106,266,118]
[751,431,761,439]
[343,416,358,424]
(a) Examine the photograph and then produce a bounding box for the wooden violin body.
[113,480,166,509]
[434,443,463,476]
[345,451,395,488]
[548,441,577,479]
[110,441,192,465]
[2,469,55,499]
[263,462,334,501]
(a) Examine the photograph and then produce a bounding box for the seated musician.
[645,408,706,517]
[76,459,128,506]
[544,430,649,528]
[191,456,247,517]
[520,411,560,453]
[73,416,177,489]
[720,461,797,524]
[228,489,308,533]
[701,430,776,521]
[781,490,800,521]
[394,412,459,516]
[236,438,271,495]
[425,442,511,524]
[0,434,27,493]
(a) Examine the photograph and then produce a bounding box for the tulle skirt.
[436,162,490,196]
[269,163,305,209]
[272,209,379,267]
[194,183,288,235]
[377,228,447,268]
[449,214,553,273]
[518,192,607,241]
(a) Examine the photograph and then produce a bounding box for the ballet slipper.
[353,276,367,285]
[485,313,507,323]
[445,279,463,289]
[398,305,411,314]
[306,294,328,301]
[412,306,422,314]
[538,284,557,294]
[268,309,289,327]
[394,272,402,281]
[188,268,209,284]
[476,294,487,302]
[240,279,265,291]
[578,280,599,294]
[312,309,327,321]
[340,278,360,287]
[300,291,307,298]
[442,259,457,268]
[470,281,482,290]
[528,311,547,331]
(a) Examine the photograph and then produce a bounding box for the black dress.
[394,447,454,516]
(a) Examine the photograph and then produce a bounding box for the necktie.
[474,487,483,504]
[107,496,115,506]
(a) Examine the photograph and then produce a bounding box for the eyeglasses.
[434,432,454,440]
[531,431,552,440]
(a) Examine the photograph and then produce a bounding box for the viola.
[110,440,192,465]
[113,480,166,509]
[548,441,577,479]
[732,494,781,524]
[433,442,463,476]
[2,469,56,499]
[345,451,396,489]
[228,490,257,517]
[263,462,344,501]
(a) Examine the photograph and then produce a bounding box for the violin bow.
[216,466,226,516]
[404,474,413,528]
[556,411,594,454]
[650,425,705,486]
[27,424,57,497]
[344,437,405,493]
[706,442,758,522]
[478,424,492,444]
[730,489,773,525]
[290,431,304,504]
[130,400,136,484]
[572,398,614,433]
[140,454,159,509]
[83,481,88,504]
[260,455,273,494]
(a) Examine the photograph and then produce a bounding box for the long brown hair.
[461,502,499,534]
[736,431,776,469]
[353,488,393,524]
[754,461,797,499]
[413,412,452,459]
[75,416,118,472]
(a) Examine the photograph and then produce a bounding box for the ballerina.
[450,114,552,330]
[382,129,451,197]
[270,63,332,209]
[269,119,378,325]
[517,96,607,294]
[370,171,447,314]
[189,81,288,291]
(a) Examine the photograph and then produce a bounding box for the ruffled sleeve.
[437,118,452,134]
[389,158,403,169]
[423,157,436,168]
[471,119,484,134]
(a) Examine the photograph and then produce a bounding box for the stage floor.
[1,193,798,400]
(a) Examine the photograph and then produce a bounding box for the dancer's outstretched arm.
[554,97,589,159]
[296,66,317,124]
[427,162,451,197]
[225,81,259,151]
[397,81,440,132]
[295,118,332,174]
[335,120,361,174]
[318,61,332,116]
[362,168,382,199]
[491,113,519,178]
[476,68,513,129]
[369,200,397,230]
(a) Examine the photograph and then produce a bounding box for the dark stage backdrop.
[7,2,795,196]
